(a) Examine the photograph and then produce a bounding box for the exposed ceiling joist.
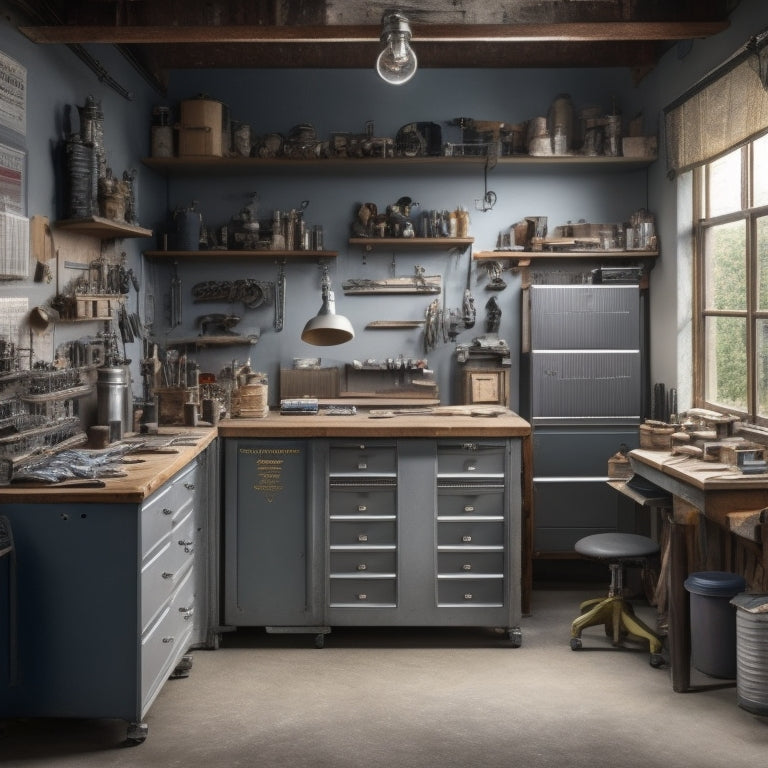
[19,21,729,46]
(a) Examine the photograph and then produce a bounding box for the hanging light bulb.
[377,10,417,85]
[301,265,355,346]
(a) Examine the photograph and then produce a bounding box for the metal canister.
[96,366,133,440]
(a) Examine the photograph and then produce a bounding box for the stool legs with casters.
[569,532,665,668]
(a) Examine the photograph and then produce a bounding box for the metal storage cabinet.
[223,439,326,630]
[528,285,642,554]
[0,443,218,744]
[224,436,522,644]
[326,438,521,639]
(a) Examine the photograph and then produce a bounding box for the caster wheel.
[314,633,325,649]
[507,627,522,647]
[170,653,193,679]
[650,653,665,668]
[125,722,148,745]
[570,637,582,651]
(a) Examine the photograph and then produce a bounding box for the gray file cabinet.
[224,436,522,644]
[0,440,218,744]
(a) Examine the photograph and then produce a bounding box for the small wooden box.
[178,98,223,157]
[460,368,509,406]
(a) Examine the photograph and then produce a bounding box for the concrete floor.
[2,589,767,767]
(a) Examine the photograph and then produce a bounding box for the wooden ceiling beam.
[19,20,729,46]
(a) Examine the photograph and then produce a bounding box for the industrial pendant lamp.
[301,264,355,346]
[377,10,417,85]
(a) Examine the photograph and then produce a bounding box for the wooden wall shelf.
[55,217,152,240]
[142,155,656,176]
[350,237,473,252]
[474,249,658,261]
[144,249,337,260]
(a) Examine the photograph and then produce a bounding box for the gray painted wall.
[4,2,766,411]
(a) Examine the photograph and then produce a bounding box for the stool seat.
[570,530,664,667]
[575,532,659,560]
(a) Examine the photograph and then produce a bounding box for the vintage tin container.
[179,97,224,157]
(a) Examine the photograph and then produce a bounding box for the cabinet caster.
[649,653,665,668]
[314,633,325,649]
[125,721,148,745]
[170,653,193,679]
[570,637,582,651]
[507,627,522,647]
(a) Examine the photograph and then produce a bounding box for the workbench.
[0,427,219,743]
[218,408,533,637]
[628,448,768,692]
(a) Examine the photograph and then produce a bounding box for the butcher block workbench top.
[0,409,530,504]
[0,427,217,504]
[217,407,531,439]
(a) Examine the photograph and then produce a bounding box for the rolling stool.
[569,532,664,667]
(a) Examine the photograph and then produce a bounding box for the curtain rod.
[664,25,768,115]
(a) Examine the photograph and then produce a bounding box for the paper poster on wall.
[0,51,26,136]
[0,143,25,214]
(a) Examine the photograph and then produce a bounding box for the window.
[694,133,768,422]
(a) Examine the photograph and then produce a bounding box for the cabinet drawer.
[141,567,195,706]
[437,520,504,547]
[141,508,195,631]
[330,550,397,575]
[437,486,505,517]
[437,577,504,606]
[329,577,397,607]
[141,462,198,559]
[329,519,396,547]
[437,551,504,575]
[329,444,397,475]
[437,441,505,476]
[328,486,396,517]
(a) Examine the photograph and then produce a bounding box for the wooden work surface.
[0,427,217,505]
[217,407,531,439]
[629,448,768,526]
[630,446,768,693]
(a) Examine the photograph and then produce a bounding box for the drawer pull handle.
[162,507,174,516]
[357,504,368,512]
[462,535,472,543]
[162,571,175,580]
[179,607,195,620]
[463,593,473,601]
[357,462,368,470]
[357,563,367,571]
[357,593,368,601]
[462,563,472,571]
[358,533,369,542]
[463,505,475,513]
[178,539,193,547]
[162,636,175,644]
[184,483,196,490]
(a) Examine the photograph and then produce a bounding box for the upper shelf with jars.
[141,154,656,177]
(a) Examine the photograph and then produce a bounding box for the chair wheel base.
[650,653,665,668]
[570,637,582,651]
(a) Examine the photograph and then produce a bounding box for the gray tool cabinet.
[0,438,219,744]
[223,434,522,646]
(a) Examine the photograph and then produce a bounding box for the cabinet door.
[223,439,323,626]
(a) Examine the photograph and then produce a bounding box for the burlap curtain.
[665,35,768,178]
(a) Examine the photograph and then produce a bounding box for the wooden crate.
[280,367,339,400]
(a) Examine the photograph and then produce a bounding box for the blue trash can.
[684,571,747,679]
